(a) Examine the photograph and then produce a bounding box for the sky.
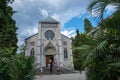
[10,0,115,46]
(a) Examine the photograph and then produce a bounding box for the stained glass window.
[45,30,55,40]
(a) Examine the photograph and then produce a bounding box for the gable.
[61,34,71,41]
[25,33,38,41]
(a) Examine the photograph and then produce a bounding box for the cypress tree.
[0,0,18,55]
[84,18,93,33]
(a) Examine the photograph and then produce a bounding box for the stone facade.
[25,16,74,70]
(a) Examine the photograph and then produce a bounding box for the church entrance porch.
[46,55,54,66]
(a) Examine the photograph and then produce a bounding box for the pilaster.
[58,24,63,67]
[36,23,42,66]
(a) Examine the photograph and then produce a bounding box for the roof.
[25,33,38,40]
[61,34,71,40]
[39,16,60,23]
[25,33,71,41]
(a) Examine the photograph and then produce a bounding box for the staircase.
[37,66,78,75]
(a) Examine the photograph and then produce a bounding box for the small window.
[64,48,68,58]
[30,48,34,57]
[30,42,35,46]
[63,41,67,45]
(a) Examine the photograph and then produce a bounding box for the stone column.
[41,54,45,66]
[55,54,59,66]
[58,24,63,67]
[70,40,74,70]
[36,22,41,67]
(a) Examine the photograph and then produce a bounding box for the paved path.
[35,71,86,80]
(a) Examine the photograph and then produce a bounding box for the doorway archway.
[44,42,56,66]
[46,55,54,66]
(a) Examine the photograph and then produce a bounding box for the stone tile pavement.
[35,71,86,80]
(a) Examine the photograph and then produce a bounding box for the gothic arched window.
[64,48,68,58]
[30,48,34,57]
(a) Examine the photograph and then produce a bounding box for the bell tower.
[37,16,63,67]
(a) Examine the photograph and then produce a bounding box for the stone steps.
[37,66,78,75]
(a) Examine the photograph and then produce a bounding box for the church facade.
[25,16,74,70]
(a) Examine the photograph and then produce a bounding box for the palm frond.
[88,0,110,21]
[84,40,109,66]
[108,62,120,68]
[100,11,120,31]
[87,0,120,21]
[103,60,120,74]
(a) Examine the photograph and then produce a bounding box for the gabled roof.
[25,33,38,40]
[61,34,71,40]
[39,16,60,23]
[25,33,71,41]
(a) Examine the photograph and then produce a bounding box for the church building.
[25,16,74,70]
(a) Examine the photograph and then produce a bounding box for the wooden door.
[46,55,54,66]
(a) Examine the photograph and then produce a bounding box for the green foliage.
[0,0,18,55]
[73,45,91,71]
[72,31,97,47]
[0,46,36,80]
[84,18,93,33]
[84,1,120,79]
[17,44,25,56]
[0,1,36,80]
[72,30,98,71]
[76,29,79,35]
[73,1,120,79]
[0,56,36,80]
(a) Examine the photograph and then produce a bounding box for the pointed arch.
[64,48,68,58]
[44,42,56,55]
[30,48,34,57]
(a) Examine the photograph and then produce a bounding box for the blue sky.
[11,0,115,46]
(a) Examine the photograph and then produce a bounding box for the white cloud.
[61,28,76,38]
[40,0,68,10]
[27,27,38,36]
[11,0,91,46]
[50,8,86,28]
[51,13,60,21]
[17,25,38,46]
[105,4,117,15]
[40,9,49,18]
[12,0,90,25]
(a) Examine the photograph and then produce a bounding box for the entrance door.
[46,55,54,66]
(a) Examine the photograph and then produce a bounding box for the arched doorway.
[46,55,54,66]
[44,42,56,66]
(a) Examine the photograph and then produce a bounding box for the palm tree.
[88,0,120,21]
[83,0,120,80]
[0,55,36,80]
